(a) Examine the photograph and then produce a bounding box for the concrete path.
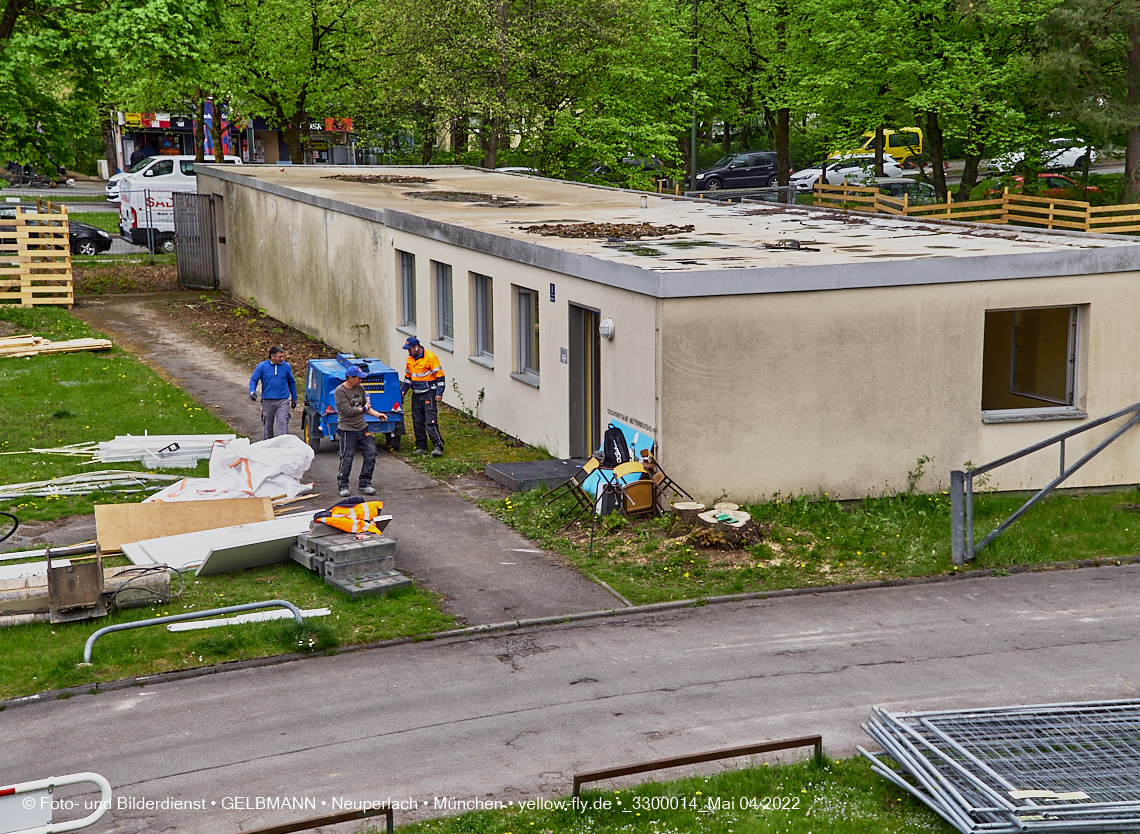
[7,564,1140,833]
[71,295,618,624]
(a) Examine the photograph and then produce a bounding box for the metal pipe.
[84,600,303,664]
[950,470,965,567]
[0,771,113,834]
[966,473,975,562]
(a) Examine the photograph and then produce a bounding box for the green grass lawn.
[69,211,119,233]
[0,306,453,699]
[476,485,1140,606]
[383,756,952,834]
[0,305,231,521]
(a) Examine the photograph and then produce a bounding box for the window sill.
[468,353,494,370]
[982,407,1088,424]
[396,325,417,337]
[510,371,540,389]
[431,338,454,353]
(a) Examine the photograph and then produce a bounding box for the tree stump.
[671,502,706,527]
[692,509,753,547]
[713,502,740,512]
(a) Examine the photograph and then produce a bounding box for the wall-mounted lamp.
[599,318,615,340]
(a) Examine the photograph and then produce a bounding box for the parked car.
[829,128,925,168]
[584,156,665,183]
[69,220,113,255]
[693,152,779,191]
[985,173,1101,199]
[987,139,1094,174]
[876,177,938,205]
[118,154,241,253]
[789,154,905,192]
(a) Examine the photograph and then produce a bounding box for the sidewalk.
[71,294,620,624]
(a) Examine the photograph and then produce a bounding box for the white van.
[118,155,241,253]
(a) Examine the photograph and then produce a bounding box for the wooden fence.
[0,199,73,307]
[812,183,1140,235]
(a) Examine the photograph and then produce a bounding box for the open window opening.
[982,305,1083,420]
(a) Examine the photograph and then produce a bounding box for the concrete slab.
[484,459,586,492]
[326,568,413,597]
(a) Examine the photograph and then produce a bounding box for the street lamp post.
[689,0,698,189]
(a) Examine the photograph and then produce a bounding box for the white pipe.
[0,772,112,834]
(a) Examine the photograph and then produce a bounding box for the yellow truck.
[829,128,924,168]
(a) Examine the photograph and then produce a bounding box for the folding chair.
[542,457,599,503]
[599,461,649,521]
[642,452,692,502]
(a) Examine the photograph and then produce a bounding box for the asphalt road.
[6,563,1139,833]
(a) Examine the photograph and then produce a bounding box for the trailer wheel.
[304,412,322,453]
[386,432,401,452]
[154,233,176,255]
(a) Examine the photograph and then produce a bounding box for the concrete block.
[325,570,413,598]
[321,551,394,579]
[296,532,396,564]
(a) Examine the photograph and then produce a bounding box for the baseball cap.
[402,337,421,350]
[345,366,365,378]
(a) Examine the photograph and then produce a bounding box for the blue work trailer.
[302,354,405,452]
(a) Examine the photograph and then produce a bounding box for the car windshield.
[128,158,153,173]
[709,155,734,169]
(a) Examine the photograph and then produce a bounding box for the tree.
[1034,0,1140,201]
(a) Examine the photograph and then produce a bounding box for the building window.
[472,272,494,361]
[435,262,454,344]
[399,251,416,329]
[982,306,1082,419]
[514,287,539,384]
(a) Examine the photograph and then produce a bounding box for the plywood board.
[130,516,311,571]
[96,497,275,553]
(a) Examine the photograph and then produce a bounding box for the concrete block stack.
[289,524,411,598]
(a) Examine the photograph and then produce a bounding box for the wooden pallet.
[0,206,74,307]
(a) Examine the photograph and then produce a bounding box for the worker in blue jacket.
[249,346,298,440]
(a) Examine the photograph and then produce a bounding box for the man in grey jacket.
[333,367,381,497]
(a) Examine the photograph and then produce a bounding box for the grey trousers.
[261,398,290,440]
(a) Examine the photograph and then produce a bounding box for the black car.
[693,152,778,191]
[69,220,113,255]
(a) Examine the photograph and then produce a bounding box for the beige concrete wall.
[205,174,659,458]
[209,178,393,362]
[661,274,1140,501]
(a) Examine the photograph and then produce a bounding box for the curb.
[4,554,1139,711]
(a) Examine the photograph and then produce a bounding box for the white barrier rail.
[0,772,112,834]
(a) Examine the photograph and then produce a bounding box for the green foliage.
[390,757,953,834]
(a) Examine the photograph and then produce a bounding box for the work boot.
[338,487,350,497]
[359,485,377,495]
[413,449,427,456]
[432,445,443,457]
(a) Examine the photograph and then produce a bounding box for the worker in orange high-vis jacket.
[401,336,445,456]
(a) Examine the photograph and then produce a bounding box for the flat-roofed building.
[194,165,1140,500]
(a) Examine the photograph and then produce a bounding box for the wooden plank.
[1006,204,1088,220]
[95,497,277,554]
[1088,202,1140,215]
[1007,193,1092,209]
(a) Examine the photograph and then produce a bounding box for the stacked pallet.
[0,334,113,357]
[0,206,73,307]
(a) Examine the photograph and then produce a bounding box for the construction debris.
[95,496,274,554]
[0,565,172,620]
[0,470,178,499]
[0,334,112,357]
[121,515,312,572]
[167,606,330,632]
[861,700,1140,834]
[144,435,314,502]
[0,434,236,469]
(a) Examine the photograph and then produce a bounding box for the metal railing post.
[84,600,304,664]
[966,473,975,563]
[950,470,965,567]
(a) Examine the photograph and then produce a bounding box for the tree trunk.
[874,126,885,177]
[776,108,790,186]
[483,115,499,169]
[1125,18,1140,203]
[954,155,982,203]
[451,117,467,155]
[282,123,305,164]
[194,96,206,162]
[301,121,312,165]
[100,116,118,174]
[925,111,948,202]
[210,99,224,161]
[722,123,731,153]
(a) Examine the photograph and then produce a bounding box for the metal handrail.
[950,402,1140,565]
[83,600,304,664]
[0,771,112,834]
[572,735,823,797]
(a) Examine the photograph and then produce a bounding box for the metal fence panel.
[173,193,218,289]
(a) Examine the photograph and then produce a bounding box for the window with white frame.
[515,287,539,381]
[399,251,416,328]
[435,262,454,344]
[472,272,494,359]
[981,305,1084,419]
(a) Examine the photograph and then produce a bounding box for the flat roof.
[200,165,1140,298]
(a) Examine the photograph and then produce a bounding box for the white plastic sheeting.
[143,436,314,503]
[121,515,312,570]
[98,434,236,469]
